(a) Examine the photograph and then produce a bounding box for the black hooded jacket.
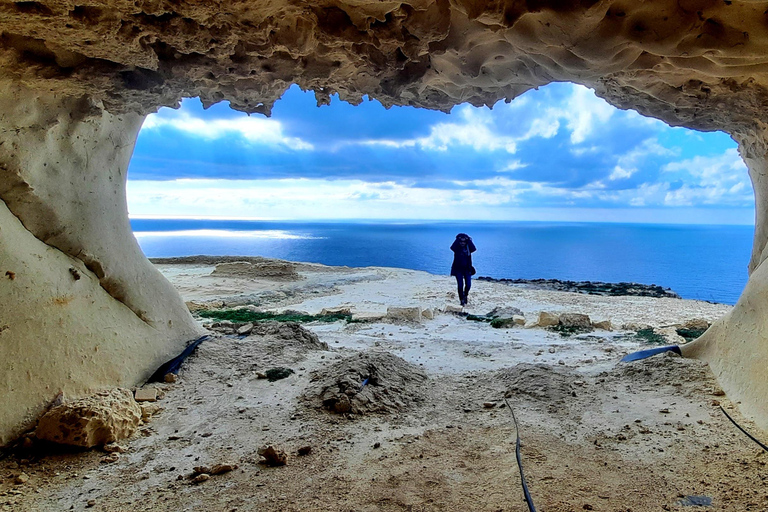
[450,234,476,276]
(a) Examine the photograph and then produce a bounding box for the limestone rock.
[134,387,158,402]
[386,307,422,322]
[486,306,524,318]
[592,320,613,331]
[211,261,300,281]
[444,304,464,314]
[35,389,141,448]
[258,445,288,466]
[537,312,560,328]
[320,306,352,316]
[512,315,526,326]
[421,308,435,320]
[682,319,710,331]
[559,314,592,330]
[237,323,254,335]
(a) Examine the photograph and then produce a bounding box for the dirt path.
[1,262,764,512]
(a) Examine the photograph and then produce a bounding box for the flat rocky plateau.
[1,260,765,512]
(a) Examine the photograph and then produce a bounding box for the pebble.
[191,473,210,484]
[14,473,28,485]
[86,500,96,508]
[482,402,496,409]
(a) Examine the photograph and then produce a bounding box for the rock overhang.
[1,0,767,134]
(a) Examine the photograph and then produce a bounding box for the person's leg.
[464,273,472,303]
[455,274,465,304]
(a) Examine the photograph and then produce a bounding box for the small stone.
[191,473,210,484]
[14,473,29,485]
[659,408,670,414]
[237,323,254,335]
[86,499,96,508]
[102,443,126,453]
[548,347,556,353]
[583,505,594,511]
[211,464,237,475]
[134,387,158,402]
[140,403,163,422]
[164,373,178,383]
[193,466,211,475]
[297,446,312,456]
[101,453,119,463]
[558,360,565,365]
[482,402,496,409]
[257,445,287,466]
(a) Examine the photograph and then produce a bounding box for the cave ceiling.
[2,0,768,133]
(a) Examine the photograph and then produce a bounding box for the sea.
[130,219,755,305]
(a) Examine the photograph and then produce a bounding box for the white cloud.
[142,111,314,150]
[608,138,677,181]
[662,148,752,206]
[561,86,615,144]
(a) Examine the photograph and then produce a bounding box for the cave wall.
[2,0,768,441]
[0,81,203,445]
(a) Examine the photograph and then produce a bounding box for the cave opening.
[127,82,754,305]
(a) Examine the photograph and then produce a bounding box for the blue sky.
[127,82,754,224]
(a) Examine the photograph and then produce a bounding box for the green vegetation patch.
[465,314,493,323]
[675,327,707,342]
[547,324,592,337]
[635,328,667,345]
[198,308,357,324]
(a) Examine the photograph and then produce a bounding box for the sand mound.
[249,322,328,350]
[211,260,301,281]
[497,364,576,403]
[609,353,714,393]
[303,351,428,415]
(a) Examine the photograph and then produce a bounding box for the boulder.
[486,306,524,318]
[682,318,710,331]
[35,389,141,448]
[537,312,560,327]
[321,306,352,316]
[559,313,592,330]
[386,307,422,322]
[444,304,464,314]
[592,319,613,331]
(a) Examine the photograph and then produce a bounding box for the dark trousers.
[455,271,472,303]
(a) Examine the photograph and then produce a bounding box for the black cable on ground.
[720,406,768,453]
[148,335,209,382]
[504,397,537,512]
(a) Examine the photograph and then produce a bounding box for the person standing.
[450,233,476,306]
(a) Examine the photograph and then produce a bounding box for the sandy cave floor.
[1,261,767,511]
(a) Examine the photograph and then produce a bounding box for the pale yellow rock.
[592,320,613,331]
[35,389,141,448]
[537,312,560,328]
[321,307,353,316]
[422,308,435,320]
[134,388,158,403]
[386,307,423,322]
[512,316,526,326]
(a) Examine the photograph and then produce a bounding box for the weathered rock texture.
[2,0,768,437]
[35,388,141,448]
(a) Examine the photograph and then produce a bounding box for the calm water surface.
[131,219,754,305]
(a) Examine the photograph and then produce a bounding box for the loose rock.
[35,389,141,448]
[258,445,288,466]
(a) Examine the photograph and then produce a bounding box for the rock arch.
[2,0,768,443]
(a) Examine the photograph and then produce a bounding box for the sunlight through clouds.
[127,83,753,223]
[142,110,314,150]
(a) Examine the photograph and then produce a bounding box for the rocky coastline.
[476,276,681,299]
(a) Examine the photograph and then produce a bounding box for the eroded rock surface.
[35,389,141,448]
